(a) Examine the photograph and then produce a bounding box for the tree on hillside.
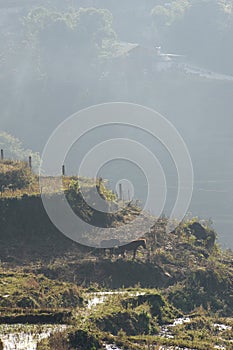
[24,7,117,78]
[151,0,190,27]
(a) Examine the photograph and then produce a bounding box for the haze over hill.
[0,0,233,247]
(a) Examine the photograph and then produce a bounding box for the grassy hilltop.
[0,160,144,260]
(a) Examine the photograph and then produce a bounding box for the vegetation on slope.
[0,270,83,310]
[0,160,233,349]
[35,290,233,350]
[0,160,34,191]
[90,291,180,334]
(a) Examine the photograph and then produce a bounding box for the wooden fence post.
[62,165,65,176]
[1,149,3,161]
[119,183,123,200]
[28,156,32,169]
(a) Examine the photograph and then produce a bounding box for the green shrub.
[69,330,101,350]
[0,160,33,190]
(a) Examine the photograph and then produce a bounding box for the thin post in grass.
[62,165,65,176]
[1,149,3,161]
[119,183,123,201]
[28,156,32,169]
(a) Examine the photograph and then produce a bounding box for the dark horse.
[116,238,147,259]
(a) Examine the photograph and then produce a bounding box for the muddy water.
[0,324,123,350]
[105,345,122,350]
[87,290,145,309]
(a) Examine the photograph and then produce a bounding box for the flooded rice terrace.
[0,324,68,350]
[0,324,122,350]
[0,293,128,350]
[0,293,231,350]
[0,321,229,350]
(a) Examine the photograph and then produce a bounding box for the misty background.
[1,0,233,248]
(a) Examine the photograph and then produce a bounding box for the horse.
[117,238,147,260]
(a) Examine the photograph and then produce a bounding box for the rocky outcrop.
[187,222,216,249]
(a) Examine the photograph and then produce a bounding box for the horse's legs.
[133,249,136,260]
